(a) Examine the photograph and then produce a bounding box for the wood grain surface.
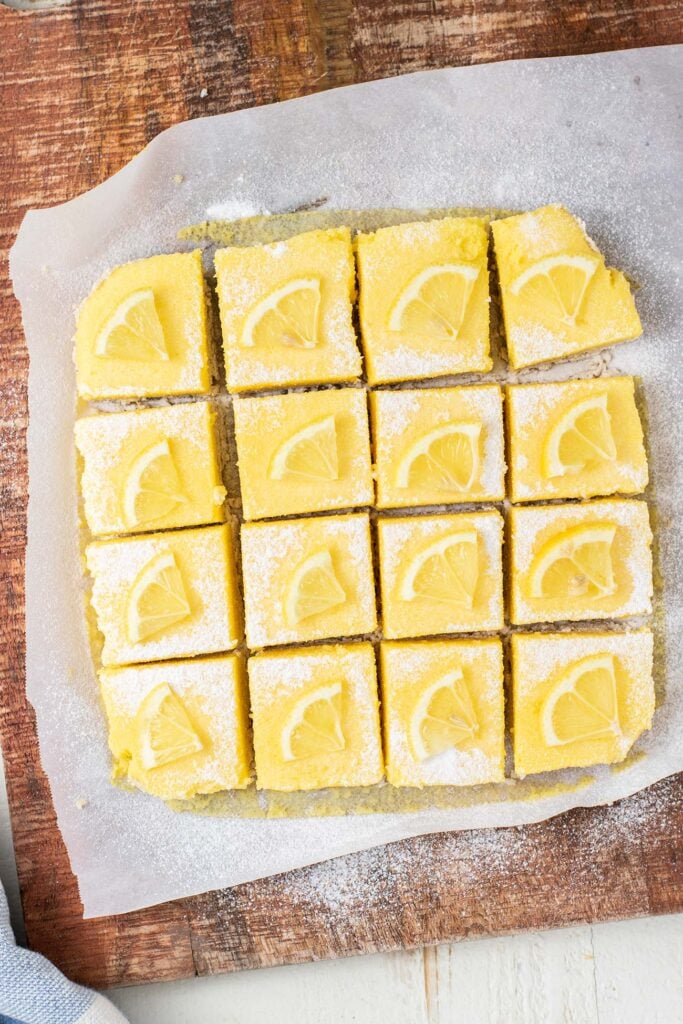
[1,0,682,989]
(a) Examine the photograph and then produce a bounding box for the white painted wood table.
[1,758,681,1024]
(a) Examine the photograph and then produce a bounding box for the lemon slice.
[529,524,616,601]
[280,682,345,761]
[269,415,339,481]
[409,668,478,761]
[123,439,186,527]
[543,394,617,478]
[395,422,481,492]
[509,254,599,327]
[241,278,321,348]
[95,289,169,361]
[284,549,346,626]
[127,550,192,643]
[541,654,622,747]
[388,264,480,341]
[399,529,479,606]
[135,682,204,770]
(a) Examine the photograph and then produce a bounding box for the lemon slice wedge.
[135,682,204,770]
[541,654,622,747]
[127,550,192,643]
[395,422,481,492]
[543,394,617,478]
[284,549,346,626]
[123,439,186,528]
[241,278,321,348]
[529,523,616,601]
[509,254,599,327]
[280,682,345,761]
[409,668,478,761]
[399,529,479,606]
[269,415,339,481]
[95,289,169,361]
[388,264,480,341]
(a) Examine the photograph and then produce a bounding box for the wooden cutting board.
[1,0,682,989]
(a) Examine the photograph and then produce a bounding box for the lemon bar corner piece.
[75,249,212,401]
[99,653,252,800]
[491,205,642,370]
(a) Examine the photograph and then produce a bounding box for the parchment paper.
[9,46,683,919]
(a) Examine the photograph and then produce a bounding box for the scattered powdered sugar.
[100,655,247,796]
[206,199,267,220]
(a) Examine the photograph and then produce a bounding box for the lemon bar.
[86,523,242,666]
[506,376,648,503]
[491,206,641,369]
[234,387,373,520]
[248,642,383,791]
[370,384,505,509]
[215,228,361,393]
[356,217,492,385]
[240,513,376,648]
[380,638,505,787]
[75,401,226,537]
[511,630,654,776]
[99,654,252,800]
[508,499,653,626]
[377,511,504,640]
[75,250,212,401]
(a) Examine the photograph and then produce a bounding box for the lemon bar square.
[511,630,654,777]
[75,401,227,537]
[248,642,383,791]
[215,228,361,393]
[356,217,492,385]
[508,499,653,626]
[240,513,376,648]
[75,250,212,401]
[371,384,505,509]
[86,523,242,666]
[377,511,504,640]
[491,205,641,369]
[99,654,252,800]
[234,387,373,520]
[506,376,648,503]
[380,638,505,787]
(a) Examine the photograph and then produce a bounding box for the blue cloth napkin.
[0,883,128,1024]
